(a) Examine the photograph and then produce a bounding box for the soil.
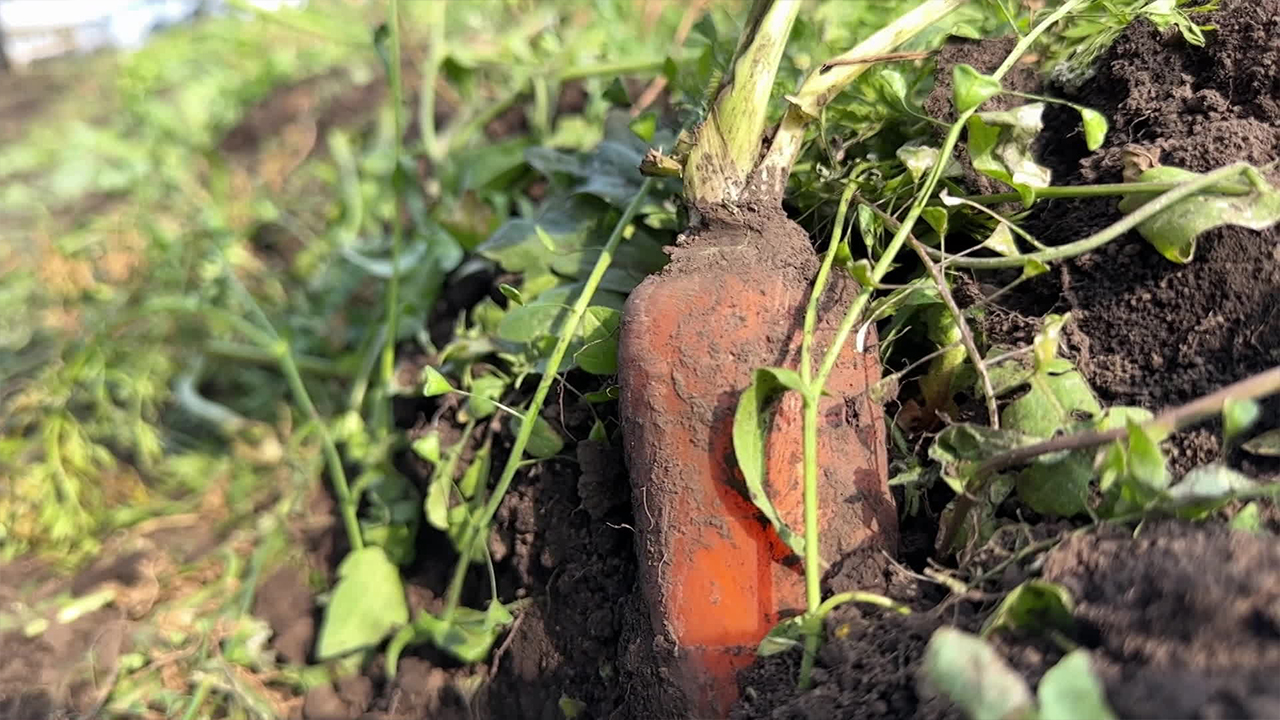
[6,2,1280,719]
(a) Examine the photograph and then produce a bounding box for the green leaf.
[922,207,949,239]
[981,222,1019,256]
[517,414,564,459]
[499,283,524,306]
[733,369,806,560]
[1117,165,1280,264]
[929,423,1040,495]
[920,627,1035,720]
[966,104,1052,206]
[1229,502,1265,535]
[980,580,1075,638]
[385,601,515,671]
[588,419,608,443]
[422,367,455,398]
[573,306,622,375]
[1165,462,1259,509]
[1127,419,1170,492]
[425,473,450,530]
[1077,107,1108,152]
[458,442,491,500]
[1037,650,1118,720]
[466,374,507,421]
[897,145,960,183]
[315,546,409,660]
[1242,428,1280,457]
[497,284,627,346]
[559,695,588,719]
[1223,397,1261,447]
[952,64,1003,114]
[411,432,442,464]
[757,614,816,657]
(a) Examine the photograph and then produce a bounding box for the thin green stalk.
[800,182,859,382]
[419,1,447,161]
[381,0,406,388]
[814,0,1086,392]
[929,162,1258,269]
[440,178,655,622]
[203,339,345,378]
[221,262,364,552]
[942,178,1253,206]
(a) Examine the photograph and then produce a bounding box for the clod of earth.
[618,205,898,716]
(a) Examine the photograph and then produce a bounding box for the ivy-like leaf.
[315,546,409,660]
[952,64,1003,114]
[966,104,1052,206]
[1117,165,1280,264]
[733,369,807,560]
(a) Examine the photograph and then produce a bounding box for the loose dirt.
[732,3,1280,718]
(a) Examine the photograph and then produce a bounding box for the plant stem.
[758,0,967,201]
[381,0,405,388]
[942,177,1253,206]
[855,196,998,426]
[929,162,1256,269]
[684,0,800,209]
[937,363,1280,552]
[440,178,655,623]
[419,0,446,161]
[203,339,345,378]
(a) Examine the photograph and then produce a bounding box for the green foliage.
[733,368,810,561]
[1118,164,1280,263]
[966,104,1053,206]
[315,546,409,660]
[980,581,1075,639]
[921,628,1118,720]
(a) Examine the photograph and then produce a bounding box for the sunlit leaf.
[980,581,1075,638]
[966,104,1052,206]
[1038,650,1118,720]
[952,64,1003,114]
[733,369,806,560]
[920,627,1035,720]
[1118,165,1280,264]
[1077,107,1108,152]
[422,367,455,397]
[315,546,409,660]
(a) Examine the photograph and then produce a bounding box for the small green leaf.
[582,386,619,403]
[922,207,949,239]
[629,112,658,143]
[1037,650,1118,720]
[920,627,1035,720]
[499,283,524,306]
[466,374,507,420]
[1229,502,1264,534]
[458,442,492,500]
[412,432,442,464]
[1117,165,1280,264]
[422,367,455,397]
[425,474,450,530]
[1166,462,1259,505]
[588,419,608,443]
[757,614,815,656]
[982,222,1019,256]
[967,104,1052,206]
[848,259,875,289]
[897,145,944,183]
[315,546,409,660]
[733,369,806,560]
[385,601,515,672]
[1077,107,1108,152]
[952,64,1003,114]
[981,581,1075,638]
[518,414,564,459]
[1223,397,1261,447]
[574,306,622,375]
[559,695,588,719]
[1242,428,1280,457]
[1020,257,1049,280]
[1126,419,1170,491]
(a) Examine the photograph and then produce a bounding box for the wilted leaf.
[966,104,1052,206]
[1243,428,1280,457]
[1117,165,1280,264]
[1165,463,1259,512]
[920,627,1035,720]
[981,581,1075,638]
[757,614,811,657]
[315,546,409,660]
[1037,650,1118,720]
[733,369,807,560]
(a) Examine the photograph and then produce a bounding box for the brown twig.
[937,364,1280,554]
[630,0,707,117]
[855,196,1000,427]
[819,50,934,71]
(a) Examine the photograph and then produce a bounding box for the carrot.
[616,0,968,715]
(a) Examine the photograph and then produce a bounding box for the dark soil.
[731,2,1280,718]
